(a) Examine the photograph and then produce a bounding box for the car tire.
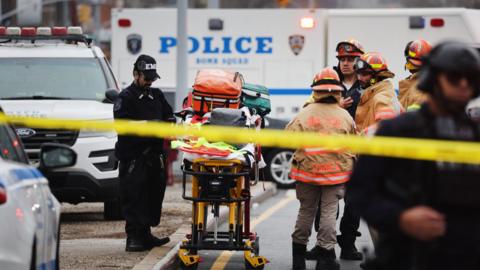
[264,148,296,189]
[104,198,124,220]
[30,237,37,270]
[55,223,60,270]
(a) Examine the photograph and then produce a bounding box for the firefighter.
[114,54,174,252]
[398,39,432,110]
[354,52,400,134]
[308,39,365,262]
[335,38,364,117]
[348,41,480,270]
[289,68,356,270]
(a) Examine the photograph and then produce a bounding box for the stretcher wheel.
[245,261,265,270]
[252,237,260,255]
[180,263,198,270]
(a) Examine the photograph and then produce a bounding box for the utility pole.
[176,0,188,111]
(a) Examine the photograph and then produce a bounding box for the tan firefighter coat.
[398,73,428,110]
[355,79,401,134]
[286,92,355,186]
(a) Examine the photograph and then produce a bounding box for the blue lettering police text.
[159,36,273,54]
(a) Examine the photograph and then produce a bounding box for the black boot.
[305,245,323,260]
[146,235,170,247]
[126,237,150,252]
[315,247,340,270]
[292,242,306,270]
[337,235,363,261]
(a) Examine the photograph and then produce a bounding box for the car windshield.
[0,58,108,101]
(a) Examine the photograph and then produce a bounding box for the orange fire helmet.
[336,39,365,58]
[404,39,432,67]
[311,68,344,91]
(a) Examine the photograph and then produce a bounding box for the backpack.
[241,83,271,116]
[192,69,243,114]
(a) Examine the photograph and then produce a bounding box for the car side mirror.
[39,143,77,171]
[104,89,120,103]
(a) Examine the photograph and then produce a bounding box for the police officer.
[347,41,480,269]
[114,54,174,252]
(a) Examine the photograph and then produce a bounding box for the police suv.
[0,27,122,219]
[0,107,76,270]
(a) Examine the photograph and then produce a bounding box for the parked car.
[0,110,76,270]
[261,117,295,188]
[0,26,122,220]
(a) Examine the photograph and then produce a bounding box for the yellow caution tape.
[1,113,480,164]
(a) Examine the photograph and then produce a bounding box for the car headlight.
[78,129,117,139]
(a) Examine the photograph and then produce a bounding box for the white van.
[111,8,480,120]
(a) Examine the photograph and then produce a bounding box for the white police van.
[0,109,76,270]
[111,8,480,120]
[111,7,480,188]
[0,27,123,219]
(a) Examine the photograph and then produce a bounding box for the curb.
[133,181,277,270]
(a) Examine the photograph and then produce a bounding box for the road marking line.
[210,194,295,270]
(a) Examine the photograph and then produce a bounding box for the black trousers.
[119,153,167,238]
[339,195,361,245]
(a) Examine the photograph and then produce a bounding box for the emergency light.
[430,18,445,27]
[36,27,52,36]
[20,27,36,36]
[52,27,68,35]
[0,183,6,205]
[118,18,132,28]
[300,17,315,29]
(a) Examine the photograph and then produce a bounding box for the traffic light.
[278,0,289,8]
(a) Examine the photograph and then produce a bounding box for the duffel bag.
[210,108,247,127]
[241,83,271,116]
[192,69,243,114]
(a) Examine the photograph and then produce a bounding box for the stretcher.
[177,157,268,270]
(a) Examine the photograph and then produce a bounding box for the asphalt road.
[177,189,374,270]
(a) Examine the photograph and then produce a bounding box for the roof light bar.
[6,27,21,35]
[36,27,52,36]
[67,26,83,35]
[0,27,6,35]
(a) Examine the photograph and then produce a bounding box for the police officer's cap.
[134,54,161,81]
[418,41,480,94]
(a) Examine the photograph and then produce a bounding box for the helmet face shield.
[354,58,371,72]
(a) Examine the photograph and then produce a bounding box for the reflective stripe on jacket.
[286,98,355,186]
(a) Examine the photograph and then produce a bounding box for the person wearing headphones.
[114,54,174,252]
[398,39,432,111]
[347,41,480,270]
[354,52,400,135]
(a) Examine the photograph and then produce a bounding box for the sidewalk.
[59,181,276,270]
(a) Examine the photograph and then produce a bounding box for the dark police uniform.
[114,82,173,245]
[348,104,480,270]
